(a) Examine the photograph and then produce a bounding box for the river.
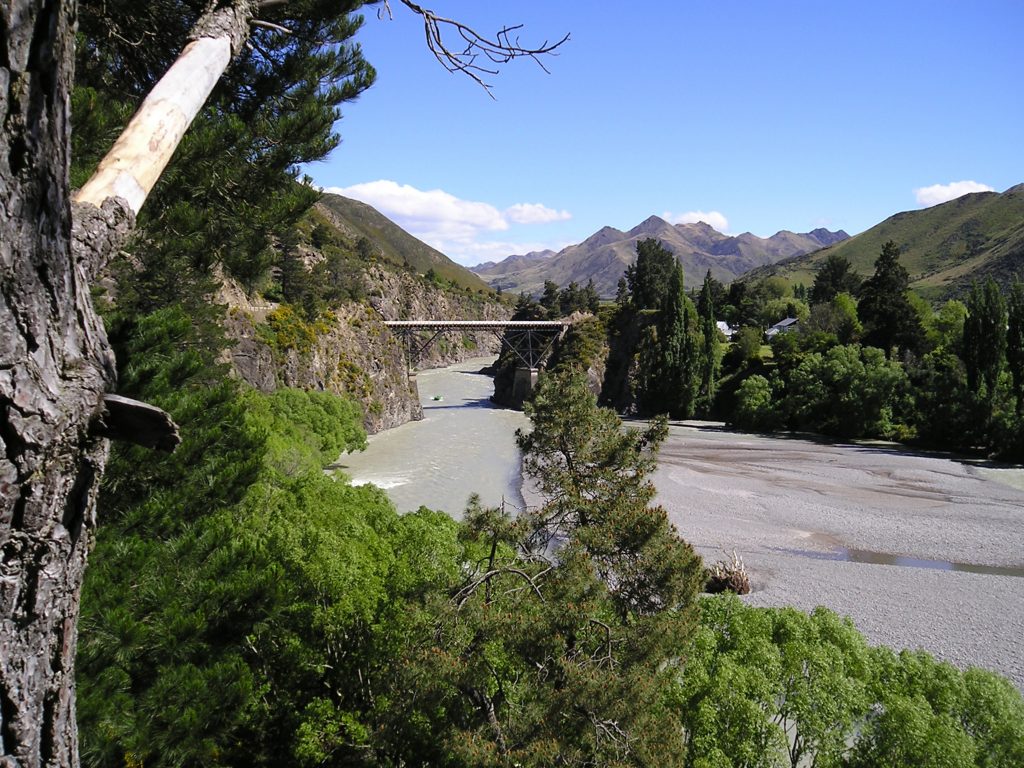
[334,360,1024,688]
[334,357,527,515]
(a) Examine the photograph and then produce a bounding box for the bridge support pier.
[511,366,539,409]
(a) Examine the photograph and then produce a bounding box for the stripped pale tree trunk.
[1,2,251,764]
[75,0,256,214]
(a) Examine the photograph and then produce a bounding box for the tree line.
[551,236,1024,461]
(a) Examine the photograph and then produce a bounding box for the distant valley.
[471,217,849,297]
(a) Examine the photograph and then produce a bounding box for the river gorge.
[335,357,1024,690]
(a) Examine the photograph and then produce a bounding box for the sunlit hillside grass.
[747,184,1024,300]
[316,193,492,292]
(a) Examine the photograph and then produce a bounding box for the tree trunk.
[1,1,250,764]
[0,2,128,765]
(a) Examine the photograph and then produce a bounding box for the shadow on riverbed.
[665,420,1023,471]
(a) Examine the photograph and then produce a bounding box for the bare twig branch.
[454,566,546,607]
[384,0,569,97]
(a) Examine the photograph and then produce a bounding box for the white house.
[765,317,799,339]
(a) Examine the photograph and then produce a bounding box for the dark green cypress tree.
[644,262,700,418]
[964,279,1008,401]
[628,238,678,310]
[1007,278,1024,415]
[811,253,861,305]
[858,241,924,356]
[540,280,561,313]
[615,276,630,306]
[698,269,719,413]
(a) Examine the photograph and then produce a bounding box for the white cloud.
[324,180,571,265]
[504,203,572,225]
[662,209,730,233]
[914,180,994,207]
[325,180,507,233]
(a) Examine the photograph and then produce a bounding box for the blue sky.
[309,1,1024,266]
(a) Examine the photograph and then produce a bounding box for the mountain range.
[471,217,849,297]
[743,184,1024,299]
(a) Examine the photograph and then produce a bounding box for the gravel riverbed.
[652,423,1024,690]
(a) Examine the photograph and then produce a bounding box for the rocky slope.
[473,217,848,296]
[223,251,510,433]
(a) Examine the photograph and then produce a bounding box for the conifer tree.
[1007,278,1024,415]
[811,253,861,305]
[858,241,924,356]
[627,238,678,310]
[964,279,1008,401]
[375,370,703,766]
[615,276,630,306]
[698,269,719,412]
[643,262,701,418]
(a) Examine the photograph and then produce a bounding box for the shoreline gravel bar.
[653,422,1024,690]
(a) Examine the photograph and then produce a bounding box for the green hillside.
[748,184,1024,300]
[316,193,491,292]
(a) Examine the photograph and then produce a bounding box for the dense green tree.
[76,306,420,767]
[732,374,780,432]
[908,351,976,449]
[802,291,862,346]
[858,241,924,356]
[583,278,602,312]
[785,345,909,438]
[519,370,703,617]
[810,253,862,305]
[615,276,630,305]
[697,270,720,413]
[964,279,1008,402]
[926,299,968,353]
[675,595,1024,768]
[627,238,679,310]
[730,326,765,367]
[641,263,701,418]
[1007,279,1024,414]
[540,279,561,312]
[279,230,312,305]
[375,370,703,766]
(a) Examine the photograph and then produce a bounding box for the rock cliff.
[222,265,510,433]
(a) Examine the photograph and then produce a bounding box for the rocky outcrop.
[222,266,510,433]
[226,302,421,433]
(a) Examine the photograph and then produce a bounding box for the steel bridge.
[383,319,570,374]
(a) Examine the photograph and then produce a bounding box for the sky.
[309,0,1024,267]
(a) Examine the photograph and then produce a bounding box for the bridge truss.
[383,320,570,374]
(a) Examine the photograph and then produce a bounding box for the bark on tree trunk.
[1,2,248,764]
[0,2,128,765]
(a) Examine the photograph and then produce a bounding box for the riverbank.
[652,421,1024,689]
